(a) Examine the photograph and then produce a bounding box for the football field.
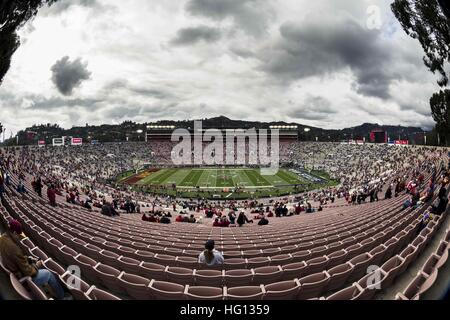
[128,168,306,189]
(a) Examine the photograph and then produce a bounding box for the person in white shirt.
[198,240,224,267]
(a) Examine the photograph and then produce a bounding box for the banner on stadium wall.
[38,140,45,147]
[394,140,409,145]
[52,137,64,146]
[71,138,83,146]
[91,140,99,145]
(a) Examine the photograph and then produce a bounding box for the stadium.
[0,0,449,312]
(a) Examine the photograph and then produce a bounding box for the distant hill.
[2,116,428,146]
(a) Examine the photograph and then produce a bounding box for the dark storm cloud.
[171,26,222,46]
[51,56,92,96]
[185,0,275,36]
[260,17,395,99]
[287,96,336,121]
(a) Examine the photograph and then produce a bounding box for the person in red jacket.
[220,216,230,227]
[212,218,221,227]
[47,185,57,207]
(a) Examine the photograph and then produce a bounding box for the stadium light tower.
[136,129,143,142]
[303,128,311,142]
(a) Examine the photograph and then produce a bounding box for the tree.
[430,89,450,145]
[392,0,450,145]
[0,0,58,84]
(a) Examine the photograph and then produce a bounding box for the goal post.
[132,159,146,174]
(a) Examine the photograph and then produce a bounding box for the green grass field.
[118,167,338,200]
[133,168,305,189]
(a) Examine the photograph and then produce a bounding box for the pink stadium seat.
[194,269,224,287]
[398,245,419,274]
[86,286,121,300]
[20,237,35,251]
[139,262,167,281]
[71,238,88,253]
[176,256,199,269]
[98,249,121,267]
[58,245,78,266]
[383,238,399,260]
[10,274,33,300]
[117,246,137,258]
[327,249,348,267]
[184,286,224,300]
[223,258,247,270]
[346,243,364,257]
[380,255,404,288]
[252,266,283,285]
[411,236,427,255]
[291,250,311,263]
[224,269,254,288]
[396,273,427,300]
[310,245,329,258]
[103,241,120,251]
[246,257,270,268]
[326,284,363,300]
[166,266,194,285]
[306,256,329,275]
[282,261,308,280]
[263,279,301,300]
[223,251,242,259]
[422,254,441,276]
[347,253,375,282]
[94,263,122,293]
[29,247,48,261]
[74,254,99,282]
[149,280,185,300]
[225,285,265,300]
[326,262,354,292]
[154,253,177,265]
[270,254,293,266]
[368,244,387,268]
[356,270,383,300]
[118,256,141,275]
[42,258,66,276]
[117,272,151,300]
[135,250,155,262]
[60,272,91,300]
[297,271,330,300]
[24,277,49,300]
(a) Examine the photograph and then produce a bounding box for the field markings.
[242,169,271,188]
[197,170,210,187]
[179,170,201,187]
[276,170,304,185]
[138,169,166,185]
[150,168,179,185]
[214,169,220,188]
[137,169,166,185]
[137,167,307,189]
[168,169,191,185]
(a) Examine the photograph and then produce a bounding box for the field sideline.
[123,168,308,189]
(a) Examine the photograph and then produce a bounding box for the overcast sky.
[0,0,441,138]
